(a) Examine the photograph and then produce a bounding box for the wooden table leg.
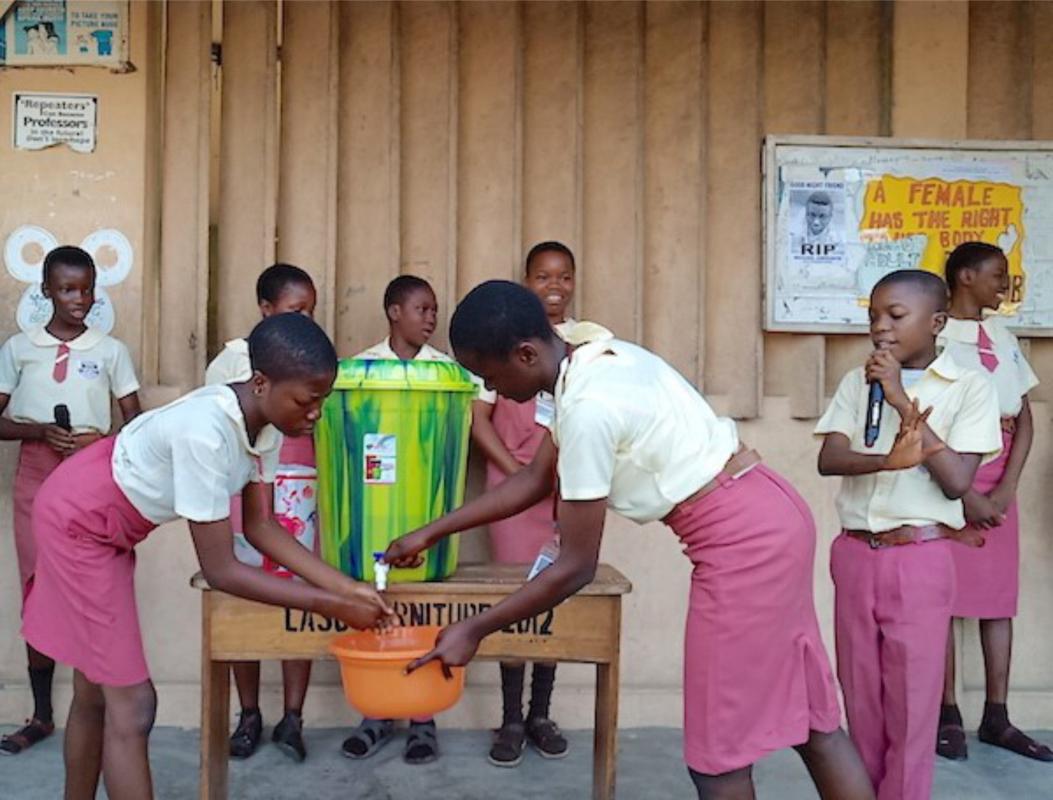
[593,657,620,800]
[199,658,230,800]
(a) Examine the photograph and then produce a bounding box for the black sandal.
[978,723,1053,762]
[341,718,395,760]
[229,709,263,760]
[0,718,54,755]
[488,721,526,768]
[404,720,439,765]
[526,717,568,759]
[936,722,968,761]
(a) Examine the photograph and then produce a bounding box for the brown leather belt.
[663,448,762,522]
[846,524,984,550]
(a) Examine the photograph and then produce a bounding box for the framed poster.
[764,135,1053,336]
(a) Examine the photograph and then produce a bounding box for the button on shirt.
[814,350,1002,533]
[112,385,282,524]
[552,338,739,523]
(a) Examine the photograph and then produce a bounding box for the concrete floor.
[1,726,1051,798]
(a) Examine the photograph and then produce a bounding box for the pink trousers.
[831,533,955,800]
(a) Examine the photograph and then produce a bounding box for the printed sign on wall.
[13,92,98,153]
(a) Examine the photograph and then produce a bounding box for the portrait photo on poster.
[788,181,846,266]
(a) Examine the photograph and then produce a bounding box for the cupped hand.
[405,620,481,678]
[865,348,908,408]
[332,582,398,631]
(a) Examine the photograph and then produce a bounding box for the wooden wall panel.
[642,1,704,383]
[521,0,582,293]
[278,0,339,335]
[967,1,1032,141]
[762,1,826,418]
[335,1,400,355]
[216,0,278,347]
[704,0,762,417]
[890,0,969,138]
[455,2,521,295]
[582,2,643,341]
[158,0,211,386]
[399,1,458,350]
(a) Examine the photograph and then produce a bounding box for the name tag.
[535,392,555,428]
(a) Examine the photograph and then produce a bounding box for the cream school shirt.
[353,338,454,363]
[551,338,739,524]
[937,316,1038,418]
[205,337,252,384]
[814,350,1002,533]
[112,385,282,524]
[0,325,139,434]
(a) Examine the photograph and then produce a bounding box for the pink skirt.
[486,396,555,564]
[22,437,157,687]
[952,429,1019,619]
[664,463,842,775]
[12,441,63,602]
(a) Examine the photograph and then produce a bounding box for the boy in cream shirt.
[816,270,1001,800]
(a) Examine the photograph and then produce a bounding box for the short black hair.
[256,263,315,304]
[872,269,948,312]
[43,245,95,285]
[944,242,1004,290]
[806,191,832,207]
[450,280,556,359]
[383,275,434,315]
[525,241,576,275]
[247,312,337,382]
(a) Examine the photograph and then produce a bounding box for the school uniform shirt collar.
[924,347,967,383]
[554,333,617,406]
[216,384,281,458]
[938,315,1001,344]
[25,324,107,351]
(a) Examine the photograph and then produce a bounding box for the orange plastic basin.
[329,626,465,719]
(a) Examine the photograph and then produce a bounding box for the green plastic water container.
[315,359,476,583]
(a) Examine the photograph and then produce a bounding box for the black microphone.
[54,404,71,432]
[864,382,883,448]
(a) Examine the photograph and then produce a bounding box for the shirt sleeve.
[556,399,622,501]
[1007,331,1040,398]
[170,430,238,522]
[946,373,1003,457]
[0,337,19,395]
[814,369,862,438]
[108,340,141,398]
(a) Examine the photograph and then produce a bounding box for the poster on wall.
[0,0,128,67]
[13,91,97,152]
[764,136,1053,335]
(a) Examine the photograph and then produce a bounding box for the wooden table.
[194,564,632,800]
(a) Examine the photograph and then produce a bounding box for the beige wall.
[2,0,1053,730]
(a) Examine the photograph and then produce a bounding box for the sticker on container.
[364,434,397,485]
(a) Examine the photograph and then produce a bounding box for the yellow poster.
[860,176,1025,307]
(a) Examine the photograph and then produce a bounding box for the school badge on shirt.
[76,359,102,380]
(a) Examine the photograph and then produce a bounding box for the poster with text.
[767,141,1053,333]
[2,0,127,67]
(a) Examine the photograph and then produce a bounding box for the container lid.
[333,358,479,392]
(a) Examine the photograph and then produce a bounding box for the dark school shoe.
[488,721,526,768]
[272,711,307,763]
[229,709,263,760]
[526,717,569,759]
